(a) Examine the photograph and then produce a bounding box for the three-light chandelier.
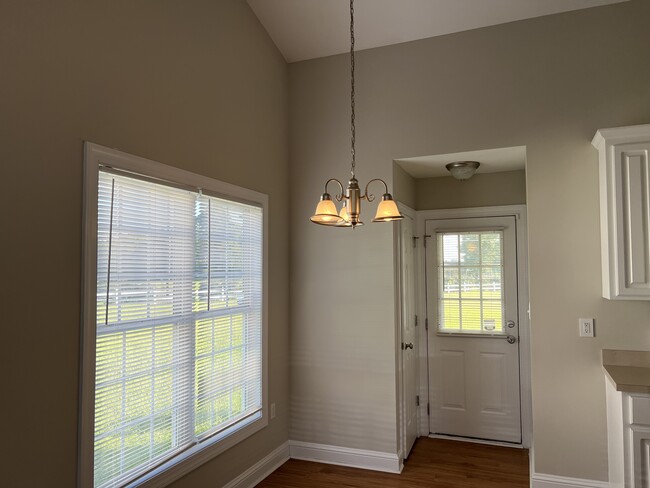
[310,0,403,228]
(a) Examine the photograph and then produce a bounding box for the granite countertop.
[603,349,650,394]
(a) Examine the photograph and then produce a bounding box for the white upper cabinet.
[592,124,650,300]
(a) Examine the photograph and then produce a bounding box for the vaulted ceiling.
[248,0,628,62]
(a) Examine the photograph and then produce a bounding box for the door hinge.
[412,236,419,248]
[427,403,430,415]
[423,234,431,248]
[416,395,420,406]
[425,317,429,330]
[415,315,418,327]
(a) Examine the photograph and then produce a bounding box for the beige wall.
[393,163,417,209]
[0,1,288,487]
[414,170,526,210]
[289,59,399,452]
[290,0,650,481]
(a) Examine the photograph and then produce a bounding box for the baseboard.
[223,441,290,488]
[288,440,402,474]
[532,472,610,488]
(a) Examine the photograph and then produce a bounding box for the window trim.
[79,142,269,488]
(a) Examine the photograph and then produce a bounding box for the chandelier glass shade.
[310,0,403,229]
[310,193,344,225]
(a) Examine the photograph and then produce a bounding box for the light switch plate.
[579,318,595,337]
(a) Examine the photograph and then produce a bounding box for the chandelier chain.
[310,0,403,227]
[350,0,356,177]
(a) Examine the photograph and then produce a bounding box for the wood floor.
[256,438,529,488]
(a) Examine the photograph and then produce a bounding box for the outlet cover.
[579,318,595,337]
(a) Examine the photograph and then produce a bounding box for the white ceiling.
[248,0,628,63]
[395,146,527,179]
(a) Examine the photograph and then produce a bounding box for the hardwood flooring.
[256,438,529,488]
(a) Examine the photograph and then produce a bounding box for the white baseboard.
[223,441,290,488]
[288,440,402,474]
[227,439,584,487]
[532,473,610,488]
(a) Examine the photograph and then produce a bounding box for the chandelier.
[310,0,403,228]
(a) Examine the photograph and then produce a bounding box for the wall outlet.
[579,318,595,337]
[270,402,276,419]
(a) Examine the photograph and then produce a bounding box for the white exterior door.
[399,215,418,458]
[425,216,521,444]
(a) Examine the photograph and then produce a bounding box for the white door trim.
[415,205,531,449]
[394,203,419,460]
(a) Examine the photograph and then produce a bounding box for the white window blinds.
[436,231,504,334]
[94,170,263,488]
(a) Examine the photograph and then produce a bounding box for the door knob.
[402,342,414,350]
[506,335,517,344]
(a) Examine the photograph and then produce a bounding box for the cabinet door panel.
[631,425,650,488]
[616,144,650,296]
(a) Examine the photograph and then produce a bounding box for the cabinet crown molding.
[592,124,650,149]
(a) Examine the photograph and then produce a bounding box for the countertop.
[603,349,650,394]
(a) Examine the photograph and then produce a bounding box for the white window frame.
[79,142,269,488]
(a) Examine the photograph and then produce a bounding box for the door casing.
[395,204,419,465]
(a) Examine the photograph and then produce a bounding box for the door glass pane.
[480,232,501,265]
[440,299,460,330]
[481,300,503,332]
[436,230,504,334]
[460,267,480,294]
[441,267,460,299]
[440,234,459,265]
[460,300,481,332]
[481,267,503,300]
[460,234,480,265]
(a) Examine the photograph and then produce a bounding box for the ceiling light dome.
[446,161,480,180]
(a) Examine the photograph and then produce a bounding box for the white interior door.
[400,215,418,458]
[426,216,521,444]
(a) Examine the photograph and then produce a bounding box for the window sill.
[435,331,506,338]
[126,411,267,488]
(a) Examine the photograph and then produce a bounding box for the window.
[436,231,504,334]
[80,143,267,488]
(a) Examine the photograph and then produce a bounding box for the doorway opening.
[394,146,531,461]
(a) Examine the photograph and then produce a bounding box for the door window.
[436,231,504,334]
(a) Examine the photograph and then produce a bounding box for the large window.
[80,143,267,488]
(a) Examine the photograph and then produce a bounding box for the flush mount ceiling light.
[446,161,481,180]
[310,0,403,228]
